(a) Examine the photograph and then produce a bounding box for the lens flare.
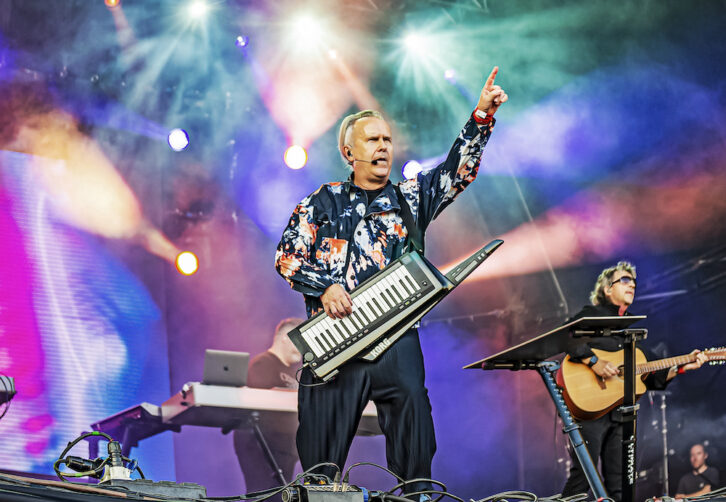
[235,35,249,48]
[290,14,324,49]
[175,251,199,276]
[284,145,308,170]
[168,129,189,152]
[402,160,423,179]
[187,1,208,19]
[403,33,430,56]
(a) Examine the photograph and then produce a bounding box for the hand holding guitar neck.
[678,348,709,372]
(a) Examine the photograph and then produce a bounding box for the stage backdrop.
[0,150,174,481]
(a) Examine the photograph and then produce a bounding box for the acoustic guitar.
[558,347,726,420]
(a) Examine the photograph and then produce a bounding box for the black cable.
[471,490,538,502]
[683,487,726,501]
[202,462,341,502]
[387,477,450,502]
[541,495,609,502]
[386,478,446,494]
[295,366,331,388]
[557,495,590,502]
[406,480,455,502]
[54,431,115,483]
[377,494,411,502]
[400,490,466,502]
[122,456,146,479]
[343,463,452,502]
[343,461,404,485]
[53,456,109,483]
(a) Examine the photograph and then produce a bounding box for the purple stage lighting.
[235,35,249,49]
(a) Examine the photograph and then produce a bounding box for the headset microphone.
[346,148,379,165]
[350,157,378,165]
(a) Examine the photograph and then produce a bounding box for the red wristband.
[473,109,494,125]
[677,366,686,375]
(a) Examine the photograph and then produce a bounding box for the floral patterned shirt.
[275,113,495,318]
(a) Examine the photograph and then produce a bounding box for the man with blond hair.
[275,68,507,496]
[561,262,707,500]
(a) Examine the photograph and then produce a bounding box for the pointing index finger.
[485,66,499,90]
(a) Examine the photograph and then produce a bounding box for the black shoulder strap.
[392,184,424,254]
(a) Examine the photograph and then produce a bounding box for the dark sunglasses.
[610,276,636,287]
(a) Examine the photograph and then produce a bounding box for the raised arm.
[416,66,508,224]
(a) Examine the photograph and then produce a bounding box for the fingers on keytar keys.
[340,299,353,317]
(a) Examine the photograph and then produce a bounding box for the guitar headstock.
[704,347,726,365]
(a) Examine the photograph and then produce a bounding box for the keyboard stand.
[464,316,647,500]
[249,412,287,485]
[221,411,290,485]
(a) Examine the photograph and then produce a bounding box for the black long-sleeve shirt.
[565,303,671,391]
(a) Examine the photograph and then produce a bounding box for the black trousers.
[561,413,624,501]
[297,329,436,494]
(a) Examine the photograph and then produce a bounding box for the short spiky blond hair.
[590,261,637,306]
[337,110,384,165]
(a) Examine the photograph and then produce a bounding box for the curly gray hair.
[590,261,637,306]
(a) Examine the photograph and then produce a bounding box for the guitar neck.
[636,354,695,374]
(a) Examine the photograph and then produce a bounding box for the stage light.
[187,0,208,19]
[104,0,121,8]
[404,33,421,49]
[289,14,324,49]
[235,35,249,48]
[403,32,431,56]
[392,24,468,108]
[284,145,307,170]
[167,129,189,152]
[402,160,423,180]
[175,251,199,275]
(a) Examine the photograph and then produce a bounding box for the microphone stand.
[659,393,670,496]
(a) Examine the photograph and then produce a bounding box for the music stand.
[464,315,646,502]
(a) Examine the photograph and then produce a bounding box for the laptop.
[202,349,250,387]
